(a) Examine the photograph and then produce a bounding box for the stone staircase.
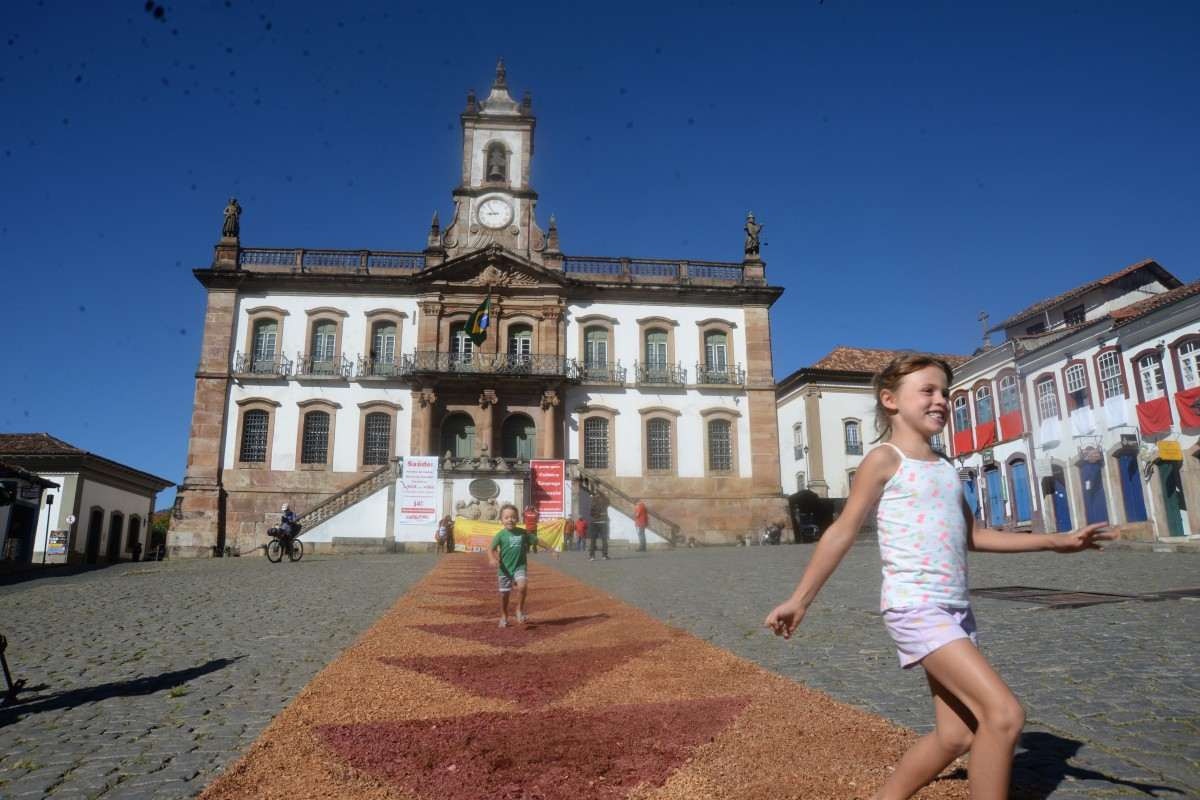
[570,463,682,545]
[296,459,399,532]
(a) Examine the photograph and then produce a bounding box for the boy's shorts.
[497,567,527,593]
[882,605,978,669]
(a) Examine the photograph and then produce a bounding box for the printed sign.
[1157,440,1183,461]
[47,530,68,556]
[530,459,566,517]
[398,456,439,523]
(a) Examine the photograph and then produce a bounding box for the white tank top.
[876,442,969,611]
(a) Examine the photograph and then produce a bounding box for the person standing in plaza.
[633,499,649,552]
[765,353,1110,800]
[488,503,535,627]
[523,504,540,553]
[586,515,608,561]
[574,515,589,555]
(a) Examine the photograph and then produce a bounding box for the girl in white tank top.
[764,354,1111,800]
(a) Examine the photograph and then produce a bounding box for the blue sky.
[2,1,1197,503]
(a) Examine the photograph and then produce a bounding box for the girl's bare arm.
[963,501,1111,552]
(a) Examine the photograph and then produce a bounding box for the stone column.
[478,390,497,458]
[417,299,442,354]
[804,387,828,497]
[540,389,560,458]
[169,287,237,557]
[412,388,438,457]
[743,305,784,495]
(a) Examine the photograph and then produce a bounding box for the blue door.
[1010,460,1032,524]
[1079,461,1108,525]
[963,474,980,518]
[1117,452,1147,523]
[985,468,1006,527]
[1052,467,1072,532]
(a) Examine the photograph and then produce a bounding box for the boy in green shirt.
[488,503,536,627]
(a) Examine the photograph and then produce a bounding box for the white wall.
[468,129,525,189]
[76,478,155,557]
[777,390,806,494]
[32,474,69,562]
[304,484,389,543]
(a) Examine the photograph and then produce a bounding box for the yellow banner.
[1158,440,1183,461]
[451,517,567,552]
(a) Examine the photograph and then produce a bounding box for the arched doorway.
[85,507,104,564]
[501,414,537,461]
[983,466,1005,527]
[1009,458,1033,525]
[1050,465,1072,532]
[106,512,124,562]
[1078,447,1108,525]
[1117,450,1148,523]
[961,470,980,519]
[440,412,476,459]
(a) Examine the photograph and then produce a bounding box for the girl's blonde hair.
[872,353,954,442]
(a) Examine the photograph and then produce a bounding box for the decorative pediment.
[414,244,567,290]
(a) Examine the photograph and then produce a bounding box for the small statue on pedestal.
[743,211,762,258]
[222,197,242,239]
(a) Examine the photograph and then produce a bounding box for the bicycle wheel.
[266,539,283,563]
[288,539,304,562]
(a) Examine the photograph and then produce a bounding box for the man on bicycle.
[279,504,299,542]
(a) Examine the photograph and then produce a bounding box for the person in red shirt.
[574,516,589,555]
[523,505,540,553]
[633,499,649,552]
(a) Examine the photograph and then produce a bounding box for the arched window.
[704,331,728,371]
[251,319,278,372]
[441,413,476,459]
[644,330,668,369]
[1178,340,1200,390]
[1138,354,1165,400]
[311,320,337,368]
[1097,350,1125,399]
[584,327,609,368]
[931,431,946,453]
[501,414,537,461]
[450,324,474,365]
[998,375,1020,415]
[953,395,971,432]
[844,420,862,455]
[646,418,672,471]
[301,411,331,465]
[1035,377,1059,421]
[239,409,269,462]
[508,325,533,367]
[707,418,732,472]
[795,472,806,491]
[975,385,994,425]
[362,412,391,465]
[1065,363,1090,409]
[370,321,397,375]
[485,141,508,182]
[583,417,609,469]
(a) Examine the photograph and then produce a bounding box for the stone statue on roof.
[744,211,762,257]
[222,197,241,239]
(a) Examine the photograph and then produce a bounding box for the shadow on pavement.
[1010,731,1185,799]
[0,656,244,727]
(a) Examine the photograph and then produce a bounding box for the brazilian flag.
[466,295,491,345]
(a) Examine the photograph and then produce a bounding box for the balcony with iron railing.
[403,351,581,381]
[295,353,353,379]
[578,361,627,385]
[237,248,426,273]
[356,355,405,379]
[233,352,293,377]
[694,363,746,386]
[634,362,687,387]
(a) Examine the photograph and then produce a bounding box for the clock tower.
[440,60,550,264]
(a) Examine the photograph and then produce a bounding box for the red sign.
[530,459,565,517]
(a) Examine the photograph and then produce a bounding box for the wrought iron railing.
[233,352,292,376]
[296,353,352,378]
[695,363,746,385]
[237,248,425,271]
[356,356,405,378]
[579,362,627,384]
[404,351,580,380]
[634,362,687,386]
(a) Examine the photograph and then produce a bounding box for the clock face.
[477,197,514,229]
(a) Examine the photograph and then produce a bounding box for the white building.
[170,63,789,557]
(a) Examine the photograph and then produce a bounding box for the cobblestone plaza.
[0,546,1196,799]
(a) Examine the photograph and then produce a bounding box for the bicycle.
[265,525,304,563]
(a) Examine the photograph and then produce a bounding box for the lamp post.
[40,493,53,566]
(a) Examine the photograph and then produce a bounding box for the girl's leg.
[920,639,1025,800]
[873,673,976,800]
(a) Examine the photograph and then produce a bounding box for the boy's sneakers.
[589,556,595,561]
[516,611,527,624]
[603,555,610,560]
[498,617,508,628]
